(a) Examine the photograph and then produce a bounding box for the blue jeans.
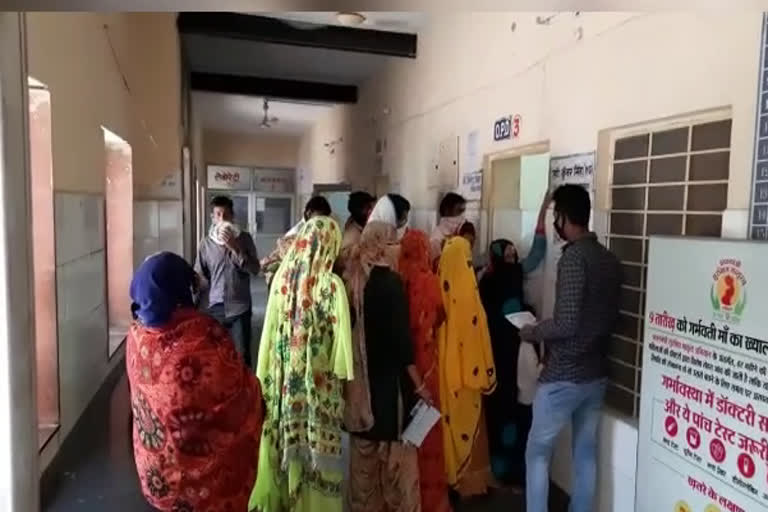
[207,304,253,369]
[525,379,607,512]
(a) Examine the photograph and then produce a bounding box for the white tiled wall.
[54,193,120,436]
[133,199,184,267]
[54,192,104,266]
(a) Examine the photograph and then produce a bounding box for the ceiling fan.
[260,99,279,129]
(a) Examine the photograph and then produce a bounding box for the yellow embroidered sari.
[437,236,497,488]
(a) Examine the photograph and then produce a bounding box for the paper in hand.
[401,400,441,448]
[505,311,537,329]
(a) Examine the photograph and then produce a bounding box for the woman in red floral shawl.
[126,252,264,511]
[398,230,452,512]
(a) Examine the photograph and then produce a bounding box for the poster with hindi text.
[637,237,768,512]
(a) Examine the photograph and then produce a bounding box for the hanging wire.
[103,24,131,94]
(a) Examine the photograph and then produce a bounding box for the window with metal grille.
[606,115,732,418]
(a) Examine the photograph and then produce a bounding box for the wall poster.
[252,168,295,194]
[636,237,768,512]
[459,171,483,202]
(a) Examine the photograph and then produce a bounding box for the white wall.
[0,13,39,511]
[303,12,763,510]
[134,200,184,267]
[54,193,110,436]
[303,12,759,210]
[204,130,300,170]
[26,13,183,469]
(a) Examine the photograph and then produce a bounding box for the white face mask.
[440,215,466,235]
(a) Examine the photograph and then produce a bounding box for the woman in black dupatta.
[479,195,549,489]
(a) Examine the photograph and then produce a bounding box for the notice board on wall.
[548,151,595,192]
[636,237,768,512]
[207,165,251,190]
[252,168,295,194]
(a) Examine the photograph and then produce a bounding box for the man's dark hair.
[552,184,591,227]
[439,192,466,217]
[304,195,332,218]
[348,191,375,216]
[459,221,476,237]
[210,195,234,211]
[388,193,411,222]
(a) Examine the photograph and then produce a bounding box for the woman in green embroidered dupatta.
[250,216,353,512]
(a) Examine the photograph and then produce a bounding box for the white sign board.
[253,168,295,194]
[549,152,595,191]
[459,171,483,201]
[637,237,768,512]
[207,165,251,190]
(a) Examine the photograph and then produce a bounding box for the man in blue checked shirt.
[520,184,622,512]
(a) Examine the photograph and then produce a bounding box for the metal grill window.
[607,117,732,418]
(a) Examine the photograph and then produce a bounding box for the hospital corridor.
[0,6,767,512]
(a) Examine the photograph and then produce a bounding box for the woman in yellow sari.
[438,224,497,498]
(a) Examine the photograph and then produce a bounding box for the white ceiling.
[193,91,333,136]
[259,12,427,33]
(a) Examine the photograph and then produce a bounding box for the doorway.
[486,146,550,315]
[313,183,353,230]
[488,151,550,247]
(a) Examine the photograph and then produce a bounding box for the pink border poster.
[637,237,768,512]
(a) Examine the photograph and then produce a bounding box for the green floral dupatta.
[252,216,353,511]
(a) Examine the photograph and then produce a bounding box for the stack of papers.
[401,400,442,447]
[505,311,537,329]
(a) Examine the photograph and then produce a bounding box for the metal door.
[252,193,294,258]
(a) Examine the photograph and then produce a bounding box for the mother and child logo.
[711,258,747,324]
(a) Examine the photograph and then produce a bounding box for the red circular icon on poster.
[665,416,679,437]
[710,439,726,464]
[738,453,755,479]
[686,427,701,449]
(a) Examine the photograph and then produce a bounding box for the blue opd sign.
[493,115,520,141]
[494,116,512,141]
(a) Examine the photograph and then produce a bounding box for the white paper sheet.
[505,311,537,329]
[401,400,441,447]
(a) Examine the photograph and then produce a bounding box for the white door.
[253,194,294,259]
